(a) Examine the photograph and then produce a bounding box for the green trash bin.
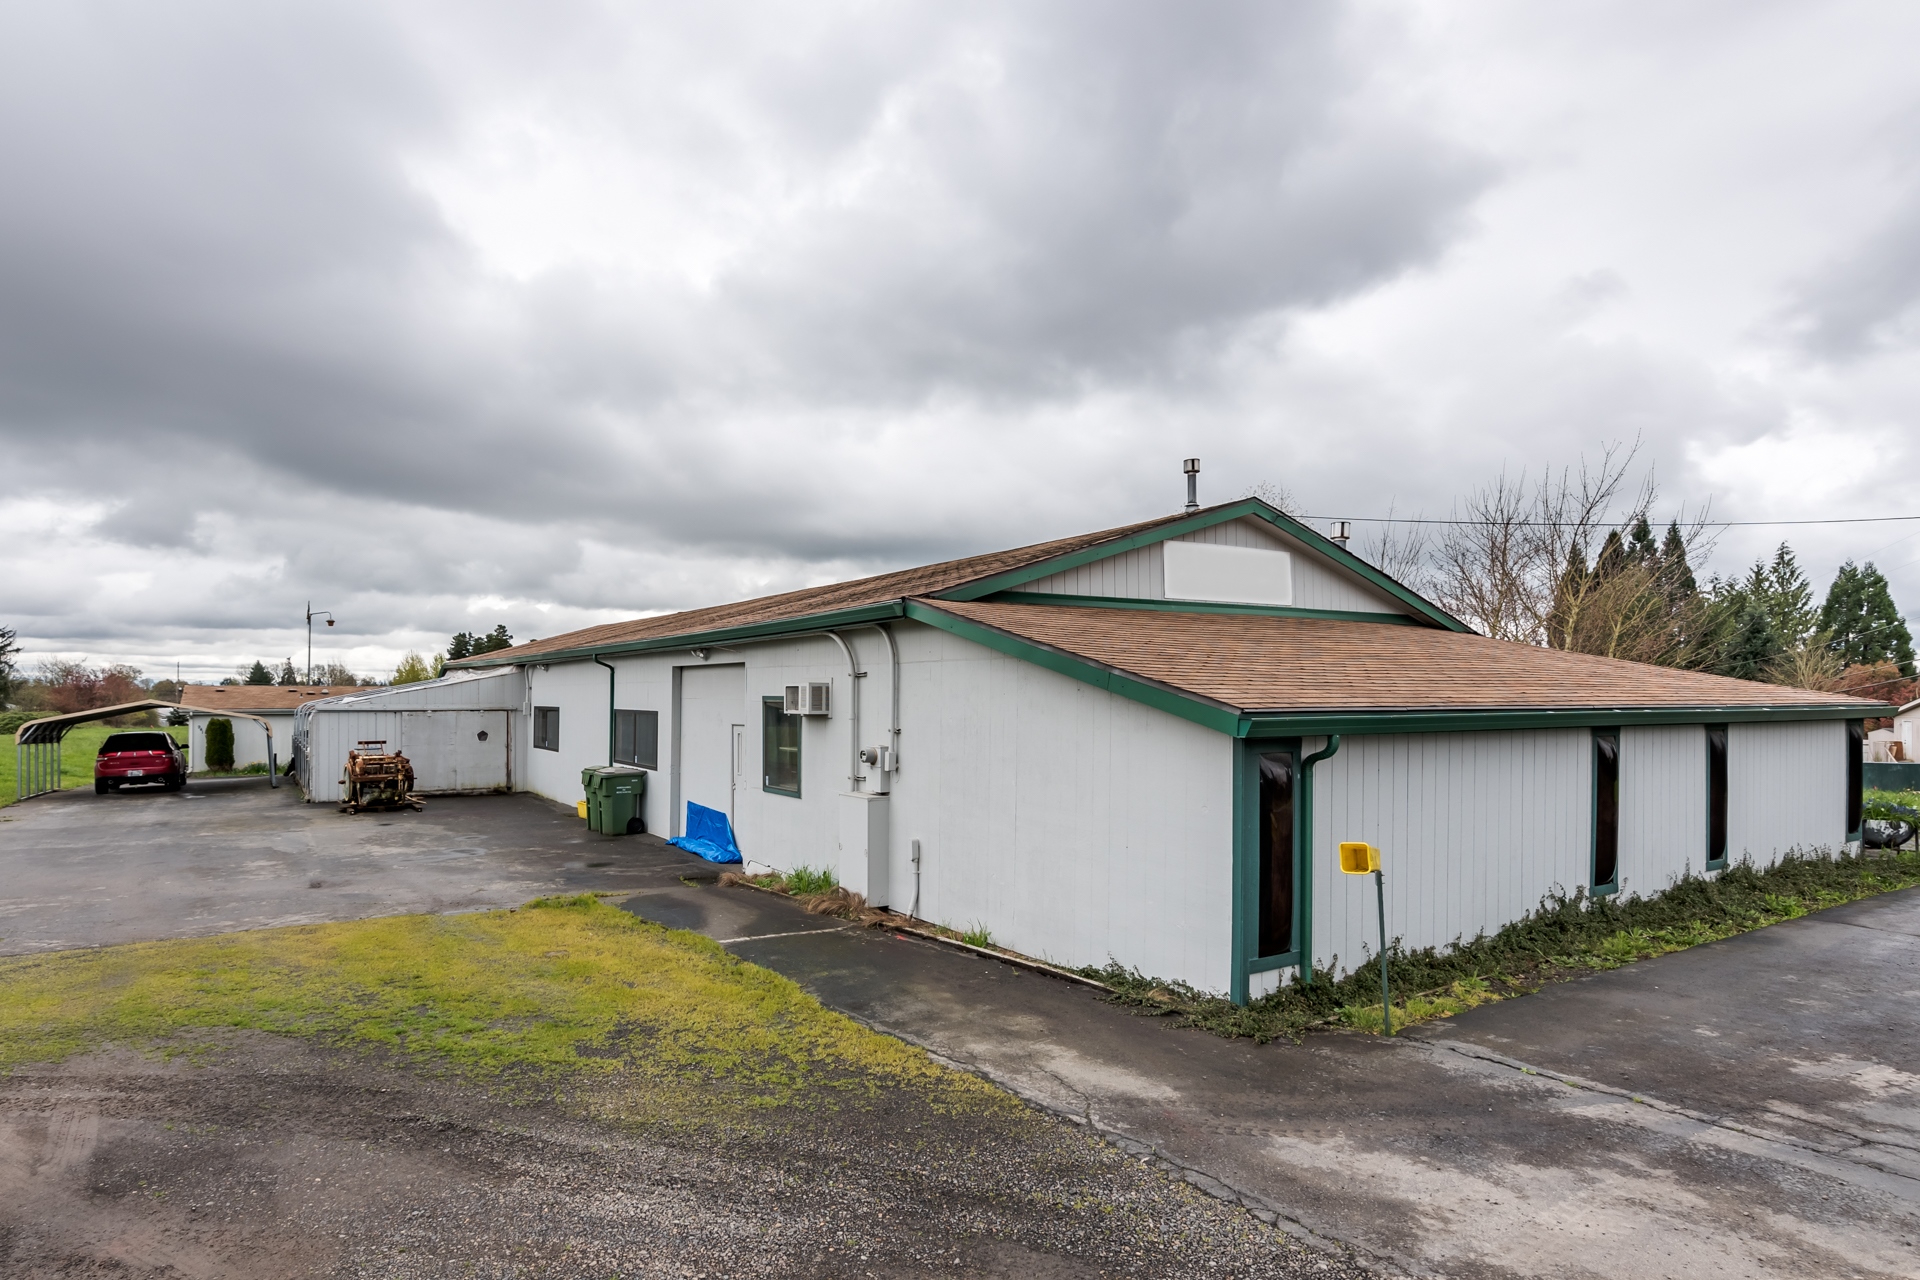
[581,765,647,835]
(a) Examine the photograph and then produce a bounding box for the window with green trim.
[1705,724,1728,867]
[1592,728,1619,894]
[762,697,800,796]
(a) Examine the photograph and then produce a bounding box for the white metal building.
[448,499,1888,1002]
[179,684,373,771]
[292,667,526,802]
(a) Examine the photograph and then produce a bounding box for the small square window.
[533,706,560,752]
[614,709,658,769]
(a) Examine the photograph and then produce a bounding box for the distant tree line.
[1366,443,1916,715]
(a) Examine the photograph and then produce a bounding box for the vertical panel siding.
[1311,730,1590,977]
[1618,725,1707,897]
[891,623,1235,991]
[1019,517,1406,616]
[1727,720,1846,864]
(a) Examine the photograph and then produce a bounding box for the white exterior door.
[678,664,746,830]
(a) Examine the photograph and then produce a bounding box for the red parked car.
[95,731,187,793]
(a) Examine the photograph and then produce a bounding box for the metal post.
[1374,867,1391,1037]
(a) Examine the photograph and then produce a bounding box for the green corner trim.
[936,499,1471,633]
[905,600,1245,735]
[986,591,1422,625]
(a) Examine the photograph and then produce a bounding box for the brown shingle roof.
[925,601,1883,713]
[178,685,376,712]
[475,507,1228,664]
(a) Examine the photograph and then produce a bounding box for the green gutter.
[1296,735,1342,992]
[447,601,907,670]
[937,499,1471,634]
[1241,703,1890,736]
[987,591,1422,626]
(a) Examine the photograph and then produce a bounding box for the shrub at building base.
[204,718,234,772]
[1085,845,1920,1043]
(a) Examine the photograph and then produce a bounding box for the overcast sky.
[3,0,1917,683]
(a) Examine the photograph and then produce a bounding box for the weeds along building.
[445,499,1888,1002]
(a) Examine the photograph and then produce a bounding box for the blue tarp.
[668,801,743,864]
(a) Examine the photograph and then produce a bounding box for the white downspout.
[826,631,863,792]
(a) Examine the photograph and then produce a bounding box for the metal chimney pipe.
[1183,458,1200,512]
[1329,519,1352,548]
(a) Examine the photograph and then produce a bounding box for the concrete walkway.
[4,787,1914,1276]
[628,861,1920,1278]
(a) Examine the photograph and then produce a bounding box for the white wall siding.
[1311,730,1591,977]
[889,623,1234,991]
[1617,725,1708,898]
[190,711,292,770]
[1727,720,1847,864]
[524,661,618,809]
[1020,517,1405,616]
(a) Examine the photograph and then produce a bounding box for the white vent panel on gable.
[1162,540,1293,607]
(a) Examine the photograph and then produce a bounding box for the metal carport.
[13,700,281,802]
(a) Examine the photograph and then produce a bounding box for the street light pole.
[306,602,335,685]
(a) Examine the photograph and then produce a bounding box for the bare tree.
[1359,504,1431,594]
[1241,482,1298,516]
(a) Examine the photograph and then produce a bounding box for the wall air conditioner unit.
[783,681,831,716]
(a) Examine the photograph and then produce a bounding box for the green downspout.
[1297,735,1342,987]
[593,655,616,765]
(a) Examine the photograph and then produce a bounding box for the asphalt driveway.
[2,783,1915,1277]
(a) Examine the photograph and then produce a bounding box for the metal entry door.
[676,664,746,834]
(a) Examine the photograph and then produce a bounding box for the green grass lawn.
[1,723,187,809]
[0,895,1003,1126]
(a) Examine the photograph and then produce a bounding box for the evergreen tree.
[475,624,513,655]
[245,660,274,686]
[0,623,16,706]
[276,658,299,685]
[1717,597,1785,682]
[1820,561,1915,676]
[1739,543,1817,649]
[1660,521,1697,601]
[447,631,474,662]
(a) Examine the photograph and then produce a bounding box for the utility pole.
[306,602,335,685]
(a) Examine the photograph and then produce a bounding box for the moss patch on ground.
[1085,846,1920,1043]
[0,895,1002,1126]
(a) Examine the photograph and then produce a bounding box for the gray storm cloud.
[1,0,1915,677]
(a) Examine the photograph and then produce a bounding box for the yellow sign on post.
[1338,841,1378,874]
[1339,839,1392,1036]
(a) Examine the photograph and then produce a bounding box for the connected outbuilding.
[435,498,1887,1001]
[292,666,527,803]
[179,684,373,772]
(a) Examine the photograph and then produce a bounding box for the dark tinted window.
[1257,749,1295,958]
[100,733,176,754]
[1706,725,1728,865]
[1593,729,1619,891]
[762,698,800,796]
[614,709,658,768]
[1846,719,1864,838]
[533,706,560,752]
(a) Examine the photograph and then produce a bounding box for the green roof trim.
[985,591,1422,625]
[936,499,1471,633]
[1239,703,1891,737]
[447,601,907,670]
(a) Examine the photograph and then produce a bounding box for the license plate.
[127,770,144,777]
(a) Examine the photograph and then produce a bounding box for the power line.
[1303,513,1920,529]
